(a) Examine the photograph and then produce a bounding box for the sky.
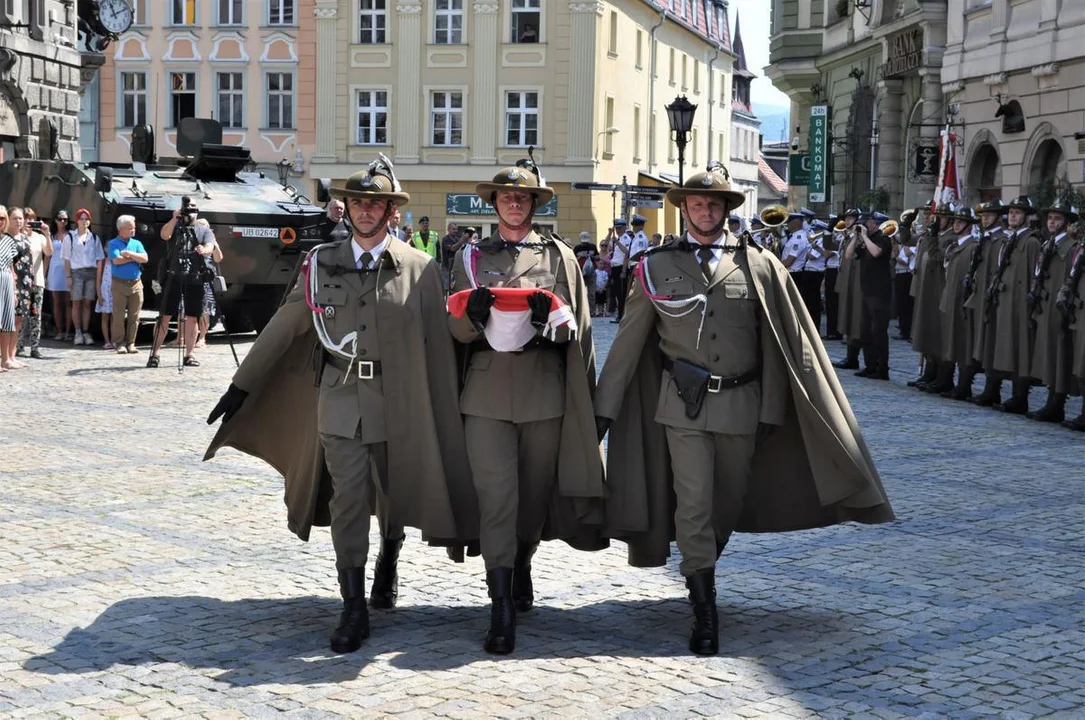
[729,0,790,108]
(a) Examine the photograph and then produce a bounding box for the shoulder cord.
[305,242,366,364]
[635,255,708,349]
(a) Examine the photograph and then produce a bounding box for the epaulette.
[550,232,573,249]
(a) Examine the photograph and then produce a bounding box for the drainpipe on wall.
[707,42,721,165]
[647,9,667,171]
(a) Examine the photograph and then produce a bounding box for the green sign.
[446,193,558,217]
[789,153,811,186]
[808,105,830,203]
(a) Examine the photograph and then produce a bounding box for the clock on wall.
[95,0,134,36]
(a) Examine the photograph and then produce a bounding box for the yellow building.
[311,0,735,241]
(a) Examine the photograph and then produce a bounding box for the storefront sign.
[807,106,830,203]
[880,27,924,79]
[789,153,811,186]
[915,142,940,177]
[446,193,558,217]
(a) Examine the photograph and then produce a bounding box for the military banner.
[808,106,830,203]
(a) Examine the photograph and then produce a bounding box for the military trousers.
[319,430,403,570]
[464,415,562,569]
[664,426,757,576]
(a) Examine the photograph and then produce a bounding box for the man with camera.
[147,198,216,368]
[845,211,893,380]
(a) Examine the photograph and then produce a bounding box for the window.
[218,0,241,24]
[650,111,656,164]
[604,97,615,154]
[130,0,147,24]
[356,90,388,145]
[169,72,197,127]
[266,72,294,129]
[693,60,700,93]
[120,72,148,127]
[633,106,641,160]
[268,0,293,25]
[434,0,463,44]
[682,55,688,90]
[431,91,463,146]
[358,0,386,43]
[511,0,539,43]
[635,30,643,69]
[505,91,538,147]
[669,48,675,85]
[691,128,698,166]
[718,133,725,163]
[172,0,196,25]
[216,72,244,128]
[608,11,618,55]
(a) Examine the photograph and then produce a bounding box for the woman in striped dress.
[0,206,22,371]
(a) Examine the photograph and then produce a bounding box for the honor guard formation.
[203,155,895,658]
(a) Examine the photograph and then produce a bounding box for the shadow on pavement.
[24,595,849,685]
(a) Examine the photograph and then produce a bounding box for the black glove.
[595,416,613,443]
[466,287,496,330]
[207,383,249,425]
[527,291,551,329]
[755,422,776,446]
[1055,290,1071,317]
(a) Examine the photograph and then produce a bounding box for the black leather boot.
[1026,390,1066,423]
[970,375,1002,407]
[685,571,719,656]
[833,344,860,370]
[995,379,1030,414]
[512,541,539,613]
[330,567,369,654]
[909,358,939,388]
[925,362,955,394]
[370,534,404,609]
[484,568,516,655]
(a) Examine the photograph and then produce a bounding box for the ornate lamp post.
[666,94,697,235]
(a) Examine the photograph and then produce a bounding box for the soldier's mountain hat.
[952,205,978,224]
[331,163,410,206]
[475,162,554,205]
[665,162,745,209]
[1043,200,1079,224]
[1007,195,1037,214]
[977,198,1008,216]
[934,203,954,216]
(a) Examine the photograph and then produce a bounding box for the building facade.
[943,0,1085,205]
[728,12,760,215]
[0,0,84,162]
[310,0,734,240]
[96,0,316,187]
[766,0,949,215]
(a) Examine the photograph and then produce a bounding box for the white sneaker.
[83,333,95,346]
[73,329,83,345]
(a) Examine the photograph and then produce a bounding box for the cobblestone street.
[2,320,1084,718]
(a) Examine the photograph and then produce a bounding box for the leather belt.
[662,356,760,393]
[325,355,383,380]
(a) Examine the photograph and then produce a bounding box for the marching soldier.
[984,196,1042,414]
[966,199,1009,407]
[447,159,603,655]
[204,158,477,654]
[939,206,981,400]
[1059,222,1085,430]
[594,163,893,656]
[910,205,954,393]
[1030,202,1080,423]
[833,208,865,370]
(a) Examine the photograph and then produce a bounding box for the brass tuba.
[900,208,919,226]
[834,219,847,231]
[880,219,900,238]
[760,204,788,228]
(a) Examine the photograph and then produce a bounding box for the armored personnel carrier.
[0,118,328,332]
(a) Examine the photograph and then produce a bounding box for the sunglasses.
[56,217,68,221]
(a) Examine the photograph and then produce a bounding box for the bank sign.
[880,27,924,79]
[808,106,830,203]
[446,193,558,217]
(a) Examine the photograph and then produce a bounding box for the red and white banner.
[932,129,962,210]
[448,287,576,352]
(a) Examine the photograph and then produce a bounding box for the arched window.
[967,144,1001,203]
[1028,138,1065,190]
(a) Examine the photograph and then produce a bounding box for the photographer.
[147,198,215,368]
[845,212,893,380]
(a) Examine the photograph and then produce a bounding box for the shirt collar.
[352,236,389,266]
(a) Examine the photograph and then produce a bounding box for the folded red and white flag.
[448,287,577,352]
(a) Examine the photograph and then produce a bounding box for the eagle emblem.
[507,169,521,181]
[701,175,714,188]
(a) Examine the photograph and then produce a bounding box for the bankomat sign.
[808,106,830,203]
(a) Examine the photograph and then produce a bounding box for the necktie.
[697,246,715,281]
[506,242,520,257]
[358,252,373,270]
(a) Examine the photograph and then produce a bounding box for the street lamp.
[276,158,292,187]
[593,126,620,166]
[666,94,697,234]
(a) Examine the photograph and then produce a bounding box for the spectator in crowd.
[592,258,610,317]
[62,208,104,346]
[95,227,114,350]
[322,200,349,243]
[193,218,224,348]
[8,208,33,361]
[16,207,52,359]
[0,206,21,370]
[47,209,72,340]
[651,233,663,247]
[387,207,406,241]
[574,231,596,258]
[107,214,148,354]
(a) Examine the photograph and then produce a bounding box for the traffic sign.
[571,182,622,191]
[630,199,664,209]
[571,182,669,194]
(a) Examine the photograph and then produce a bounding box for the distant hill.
[753,103,790,144]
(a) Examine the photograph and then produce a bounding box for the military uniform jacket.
[596,238,893,568]
[448,232,606,546]
[910,228,951,357]
[1034,234,1081,390]
[964,228,1005,367]
[990,227,1041,377]
[1068,243,1085,380]
[940,233,980,364]
[204,238,478,547]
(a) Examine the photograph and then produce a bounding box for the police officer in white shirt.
[803,218,829,334]
[824,214,844,340]
[781,212,810,275]
[608,218,633,321]
[629,214,651,261]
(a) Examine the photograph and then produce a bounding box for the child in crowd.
[593,259,609,317]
